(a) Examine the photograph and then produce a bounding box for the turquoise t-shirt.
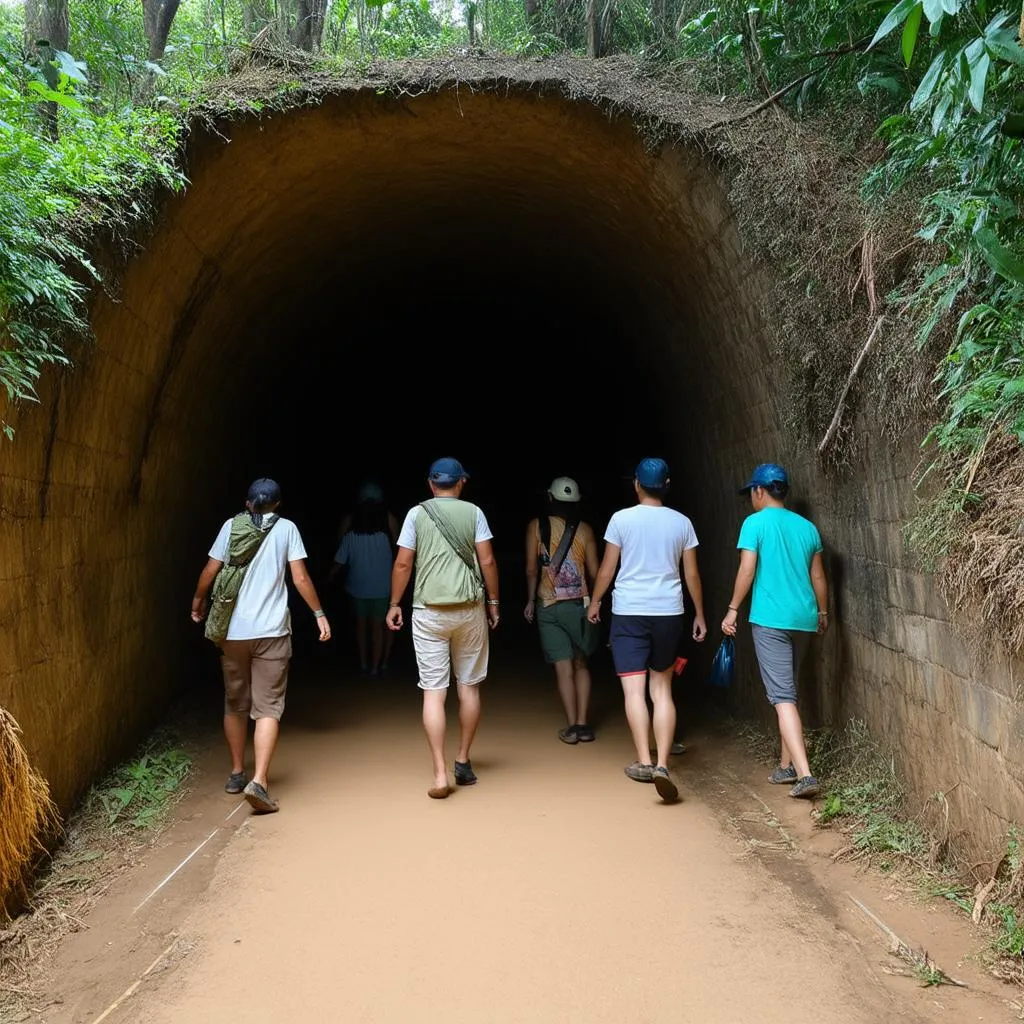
[737,507,823,632]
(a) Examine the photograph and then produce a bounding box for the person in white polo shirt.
[588,458,707,803]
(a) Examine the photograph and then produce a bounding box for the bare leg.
[648,668,676,769]
[355,615,369,670]
[621,673,651,764]
[779,736,794,770]
[553,660,576,725]
[370,619,385,673]
[573,655,592,725]
[223,714,247,775]
[422,689,449,790]
[456,683,482,763]
[252,717,280,788]
[775,702,812,778]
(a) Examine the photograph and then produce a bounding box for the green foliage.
[0,10,184,435]
[87,739,191,829]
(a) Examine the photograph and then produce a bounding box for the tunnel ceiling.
[72,66,770,520]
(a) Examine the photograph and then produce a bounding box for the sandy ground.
[23,637,1021,1024]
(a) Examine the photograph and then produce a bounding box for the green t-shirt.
[737,507,823,632]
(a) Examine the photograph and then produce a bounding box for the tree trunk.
[143,0,183,62]
[24,0,69,138]
[291,0,327,50]
[466,0,477,45]
[586,0,613,56]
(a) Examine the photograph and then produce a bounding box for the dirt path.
[27,647,1019,1024]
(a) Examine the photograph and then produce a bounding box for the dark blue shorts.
[609,614,685,675]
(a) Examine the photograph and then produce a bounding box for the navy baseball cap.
[635,457,670,489]
[247,477,281,505]
[428,457,469,485]
[739,463,789,494]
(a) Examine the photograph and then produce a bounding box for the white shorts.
[412,604,489,691]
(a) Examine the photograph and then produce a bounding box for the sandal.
[427,785,452,799]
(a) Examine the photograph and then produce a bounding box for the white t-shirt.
[396,502,493,549]
[209,516,308,640]
[604,504,699,616]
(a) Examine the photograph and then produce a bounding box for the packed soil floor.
[10,631,1022,1024]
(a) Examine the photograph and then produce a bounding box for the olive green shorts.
[536,599,599,664]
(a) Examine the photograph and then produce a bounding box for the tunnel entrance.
[2,70,778,821]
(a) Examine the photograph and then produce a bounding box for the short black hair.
[763,481,789,499]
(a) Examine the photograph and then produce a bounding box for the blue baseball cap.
[428,457,469,486]
[739,463,789,494]
[247,477,281,506]
[635,457,670,489]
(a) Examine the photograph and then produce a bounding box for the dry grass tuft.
[0,708,60,918]
[937,430,1024,660]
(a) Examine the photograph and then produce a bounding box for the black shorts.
[609,614,685,675]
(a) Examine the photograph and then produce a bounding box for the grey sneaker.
[769,764,798,785]
[652,766,680,803]
[789,776,821,799]
[225,771,248,794]
[624,761,655,783]
[243,780,279,814]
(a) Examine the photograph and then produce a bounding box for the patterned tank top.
[537,517,589,607]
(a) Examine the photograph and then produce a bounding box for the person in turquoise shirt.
[721,464,829,799]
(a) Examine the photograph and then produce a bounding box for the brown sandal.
[427,785,452,799]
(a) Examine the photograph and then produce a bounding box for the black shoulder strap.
[549,518,579,575]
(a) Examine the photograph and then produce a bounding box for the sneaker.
[789,776,821,799]
[224,771,248,794]
[624,761,654,783]
[769,764,798,785]
[454,760,478,786]
[242,780,279,814]
[576,724,596,743]
[558,725,580,745]
[670,741,686,756]
[652,766,680,803]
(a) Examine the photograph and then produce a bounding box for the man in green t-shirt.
[721,464,829,799]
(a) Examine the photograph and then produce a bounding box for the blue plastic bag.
[708,637,734,688]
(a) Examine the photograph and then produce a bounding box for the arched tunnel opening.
[4,77,800,819]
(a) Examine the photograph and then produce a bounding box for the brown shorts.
[220,635,291,721]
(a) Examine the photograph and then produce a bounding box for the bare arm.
[682,547,707,641]
[389,546,415,608]
[587,542,620,621]
[583,523,600,585]
[810,551,829,633]
[524,520,539,621]
[476,538,500,628]
[721,549,758,636]
[289,559,331,640]
[190,557,223,621]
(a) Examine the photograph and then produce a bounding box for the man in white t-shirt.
[588,458,707,803]
[386,458,500,799]
[191,478,331,814]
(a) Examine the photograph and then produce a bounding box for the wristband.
[314,610,326,618]
[818,610,828,616]
[487,599,500,606]
[728,606,738,612]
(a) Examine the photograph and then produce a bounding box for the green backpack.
[205,514,278,644]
